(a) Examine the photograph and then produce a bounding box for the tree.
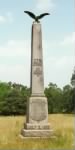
[45,82,63,113]
[0,82,30,115]
[0,81,74,115]
[62,85,73,113]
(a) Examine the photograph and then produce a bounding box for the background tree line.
[0,81,74,115]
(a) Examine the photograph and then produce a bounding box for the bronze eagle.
[24,11,50,23]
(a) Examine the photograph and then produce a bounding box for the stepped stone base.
[21,129,53,138]
[21,96,53,137]
[24,123,50,130]
[21,122,53,138]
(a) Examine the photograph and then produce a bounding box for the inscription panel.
[30,100,47,122]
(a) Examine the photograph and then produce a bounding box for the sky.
[0,0,74,88]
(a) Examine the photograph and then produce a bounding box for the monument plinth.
[21,22,52,137]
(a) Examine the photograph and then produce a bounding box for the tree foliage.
[0,82,30,115]
[0,81,74,115]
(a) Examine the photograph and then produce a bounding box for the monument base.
[26,96,49,123]
[21,128,53,138]
[21,96,53,138]
[24,123,50,129]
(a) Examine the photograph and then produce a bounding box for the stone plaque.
[30,100,47,122]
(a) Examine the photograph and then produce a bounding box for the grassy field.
[0,114,74,149]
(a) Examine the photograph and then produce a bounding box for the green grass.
[0,114,74,149]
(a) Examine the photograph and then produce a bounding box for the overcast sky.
[0,0,74,88]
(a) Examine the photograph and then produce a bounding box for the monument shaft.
[31,23,44,96]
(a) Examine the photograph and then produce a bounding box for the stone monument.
[21,11,52,137]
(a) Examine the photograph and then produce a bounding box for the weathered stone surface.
[24,123,50,130]
[31,22,44,97]
[21,129,53,137]
[26,96,48,124]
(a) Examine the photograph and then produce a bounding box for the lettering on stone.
[30,100,47,122]
[33,59,42,66]
[33,67,42,76]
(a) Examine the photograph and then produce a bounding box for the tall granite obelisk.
[21,21,52,137]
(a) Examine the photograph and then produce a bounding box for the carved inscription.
[33,59,42,66]
[34,67,42,76]
[30,100,47,122]
[33,59,42,76]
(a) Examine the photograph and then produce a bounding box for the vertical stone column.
[31,22,44,97]
[21,22,52,137]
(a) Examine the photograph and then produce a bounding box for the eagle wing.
[24,11,36,20]
[37,13,50,20]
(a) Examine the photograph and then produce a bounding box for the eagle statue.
[24,11,50,23]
